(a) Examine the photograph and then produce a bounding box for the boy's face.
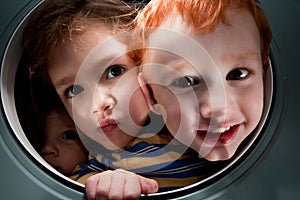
[143,10,264,161]
[41,109,87,175]
[48,24,149,150]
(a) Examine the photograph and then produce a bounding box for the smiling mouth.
[197,125,240,144]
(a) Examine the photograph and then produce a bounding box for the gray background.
[216,0,300,199]
[0,0,299,199]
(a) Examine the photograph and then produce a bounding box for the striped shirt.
[69,132,224,192]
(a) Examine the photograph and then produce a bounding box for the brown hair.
[22,0,140,76]
[135,0,272,69]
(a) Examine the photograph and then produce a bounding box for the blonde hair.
[22,0,140,76]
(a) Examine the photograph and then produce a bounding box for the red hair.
[136,0,272,69]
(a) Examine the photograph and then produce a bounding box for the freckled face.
[144,10,264,161]
[47,24,149,150]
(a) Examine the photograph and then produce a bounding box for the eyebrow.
[51,55,123,91]
[157,61,192,79]
[222,51,261,64]
[171,61,192,71]
[53,76,74,90]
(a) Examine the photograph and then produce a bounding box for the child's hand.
[85,169,158,200]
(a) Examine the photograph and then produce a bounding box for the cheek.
[156,89,199,136]
[70,94,94,122]
[154,90,177,132]
[70,101,97,139]
[159,91,200,148]
[62,149,85,172]
[59,97,80,120]
[165,103,181,134]
[72,146,88,163]
[128,89,149,125]
[71,106,89,125]
[64,104,74,119]
[247,95,263,126]
[241,83,264,127]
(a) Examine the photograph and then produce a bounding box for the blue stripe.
[130,159,209,178]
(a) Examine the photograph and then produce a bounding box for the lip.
[197,124,240,145]
[99,119,118,135]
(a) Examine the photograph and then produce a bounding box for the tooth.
[209,126,231,134]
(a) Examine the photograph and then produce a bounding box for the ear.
[150,104,164,115]
[137,73,154,109]
[137,73,162,115]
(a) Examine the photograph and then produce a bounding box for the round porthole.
[0,0,286,199]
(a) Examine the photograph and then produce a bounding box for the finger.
[108,173,125,200]
[95,172,112,200]
[85,175,100,200]
[140,177,158,194]
[123,173,141,200]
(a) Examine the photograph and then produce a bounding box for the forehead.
[48,24,130,87]
[48,23,113,69]
[46,109,69,122]
[149,9,259,45]
[45,109,75,129]
[152,8,257,34]
[60,23,114,55]
[145,9,260,64]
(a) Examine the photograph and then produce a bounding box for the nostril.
[40,148,48,157]
[40,144,57,158]
[104,104,111,111]
[40,151,51,158]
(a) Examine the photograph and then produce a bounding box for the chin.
[204,148,236,162]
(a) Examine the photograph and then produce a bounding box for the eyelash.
[226,68,251,81]
[61,130,80,140]
[64,84,84,98]
[105,65,126,79]
[172,76,200,88]
[63,65,127,99]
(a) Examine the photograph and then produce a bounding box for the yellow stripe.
[111,151,191,170]
[128,133,173,147]
[69,172,98,184]
[152,176,204,188]
[95,134,190,170]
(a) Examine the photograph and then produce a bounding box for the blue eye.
[173,76,199,88]
[106,65,126,79]
[226,68,249,80]
[61,130,79,140]
[65,84,84,98]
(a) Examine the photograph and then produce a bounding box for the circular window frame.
[0,0,286,199]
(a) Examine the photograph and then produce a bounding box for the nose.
[40,142,58,160]
[92,87,116,115]
[199,86,231,121]
[200,101,226,119]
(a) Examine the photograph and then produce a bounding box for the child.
[22,0,213,198]
[136,0,272,161]
[28,73,98,181]
[41,105,89,176]
[29,74,93,178]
